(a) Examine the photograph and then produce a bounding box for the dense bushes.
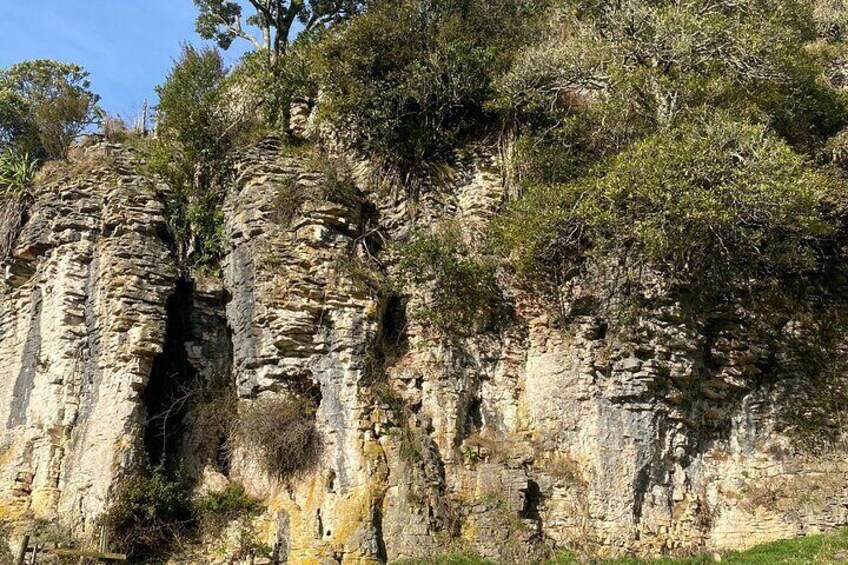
[149,45,235,268]
[316,0,548,174]
[103,470,196,560]
[103,469,261,562]
[493,114,845,313]
[493,0,847,188]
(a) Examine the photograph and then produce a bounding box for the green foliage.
[495,0,847,182]
[394,528,848,563]
[0,88,40,156]
[814,0,848,39]
[316,0,548,175]
[396,227,506,336]
[0,150,39,198]
[272,149,361,224]
[194,482,261,535]
[309,151,361,207]
[0,59,101,159]
[493,114,845,313]
[102,469,196,562]
[152,45,232,268]
[546,528,848,564]
[156,45,228,168]
[103,467,263,562]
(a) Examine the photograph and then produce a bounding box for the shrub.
[273,149,362,225]
[315,0,548,177]
[493,114,845,315]
[396,227,506,336]
[309,151,361,208]
[102,469,196,561]
[194,481,261,534]
[235,396,320,478]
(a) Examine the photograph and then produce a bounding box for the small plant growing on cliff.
[0,149,38,198]
[194,481,261,535]
[396,227,507,336]
[235,396,321,478]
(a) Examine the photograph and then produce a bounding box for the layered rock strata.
[0,137,846,564]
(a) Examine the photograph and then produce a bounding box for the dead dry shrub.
[235,396,321,478]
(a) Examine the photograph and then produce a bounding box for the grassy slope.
[395,529,848,565]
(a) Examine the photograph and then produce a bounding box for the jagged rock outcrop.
[0,142,178,537]
[1,136,847,564]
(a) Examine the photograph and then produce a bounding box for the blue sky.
[0,0,251,120]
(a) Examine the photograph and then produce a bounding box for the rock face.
[1,137,847,564]
[0,142,177,536]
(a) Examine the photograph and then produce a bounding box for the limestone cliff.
[1,134,847,564]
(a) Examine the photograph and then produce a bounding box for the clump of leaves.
[493,113,846,315]
[235,396,321,478]
[0,150,38,198]
[194,481,261,535]
[396,226,507,336]
[315,0,549,179]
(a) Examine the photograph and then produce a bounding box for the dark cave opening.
[521,479,542,521]
[143,277,199,470]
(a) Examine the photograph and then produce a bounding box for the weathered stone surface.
[1,136,847,563]
[0,142,178,544]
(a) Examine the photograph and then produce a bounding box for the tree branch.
[215,11,263,50]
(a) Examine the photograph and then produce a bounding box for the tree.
[194,0,364,66]
[152,45,231,268]
[0,60,101,159]
[316,0,546,173]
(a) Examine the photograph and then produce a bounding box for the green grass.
[393,529,848,564]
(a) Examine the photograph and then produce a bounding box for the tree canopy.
[0,59,100,159]
[193,0,365,65]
